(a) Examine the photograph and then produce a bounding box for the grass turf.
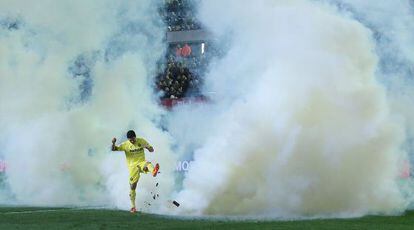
[0,207,413,230]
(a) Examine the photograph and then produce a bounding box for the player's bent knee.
[130,183,137,190]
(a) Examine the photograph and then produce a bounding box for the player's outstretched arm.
[111,137,118,151]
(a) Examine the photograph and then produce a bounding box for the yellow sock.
[129,190,136,208]
[146,163,154,173]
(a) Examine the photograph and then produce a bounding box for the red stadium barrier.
[0,160,6,172]
[400,160,411,179]
[160,96,208,109]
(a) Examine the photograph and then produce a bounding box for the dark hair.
[126,130,136,139]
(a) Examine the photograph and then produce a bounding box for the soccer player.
[111,130,160,213]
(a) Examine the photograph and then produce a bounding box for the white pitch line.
[2,209,65,214]
[1,206,108,215]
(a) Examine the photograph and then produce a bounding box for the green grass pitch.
[1,207,413,229]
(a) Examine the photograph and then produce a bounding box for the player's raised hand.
[111,138,118,151]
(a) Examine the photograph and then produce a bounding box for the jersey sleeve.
[140,138,152,148]
[117,142,127,151]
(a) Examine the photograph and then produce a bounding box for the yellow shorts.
[128,161,154,184]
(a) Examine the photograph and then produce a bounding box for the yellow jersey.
[116,138,151,169]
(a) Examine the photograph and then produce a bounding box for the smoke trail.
[169,0,412,218]
[0,0,177,211]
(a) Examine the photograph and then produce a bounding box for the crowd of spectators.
[167,43,210,74]
[160,0,202,31]
[156,0,215,101]
[155,39,221,100]
[156,42,208,99]
[156,61,201,99]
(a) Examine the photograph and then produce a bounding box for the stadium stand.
[157,0,216,107]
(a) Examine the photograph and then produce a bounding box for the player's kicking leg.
[152,163,160,177]
[142,162,160,177]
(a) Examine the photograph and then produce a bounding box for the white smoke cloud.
[169,0,412,218]
[0,0,177,212]
[1,0,413,220]
[336,0,414,169]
